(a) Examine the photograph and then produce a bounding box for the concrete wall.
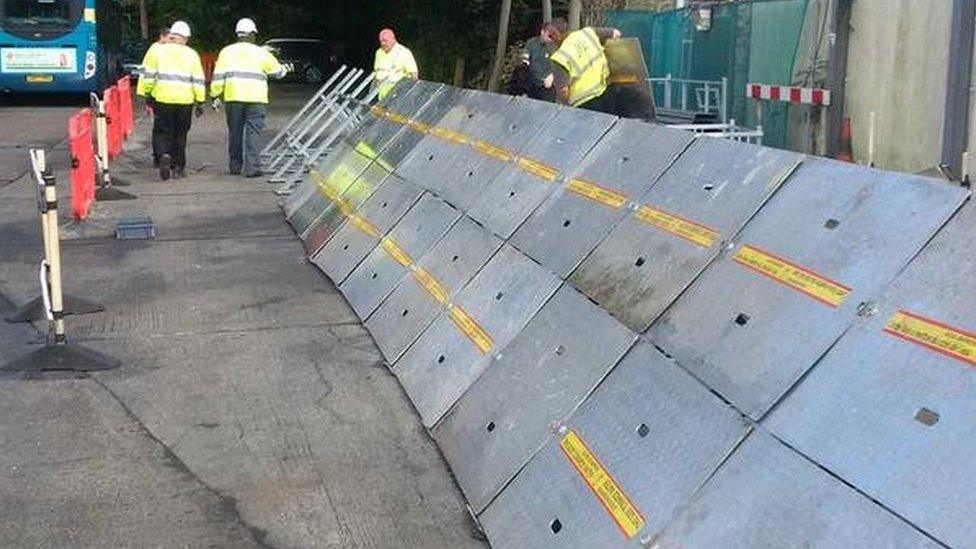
[845,0,951,172]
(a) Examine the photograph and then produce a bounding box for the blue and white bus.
[0,0,121,94]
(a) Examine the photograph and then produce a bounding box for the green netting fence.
[608,0,823,149]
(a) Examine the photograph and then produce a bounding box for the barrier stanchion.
[91,92,136,201]
[2,151,111,347]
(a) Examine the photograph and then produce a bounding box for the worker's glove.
[194,104,205,118]
[543,73,554,89]
[283,62,294,75]
[211,98,222,111]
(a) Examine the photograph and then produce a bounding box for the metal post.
[681,80,688,111]
[941,0,976,180]
[721,77,728,123]
[825,0,852,157]
[664,73,672,110]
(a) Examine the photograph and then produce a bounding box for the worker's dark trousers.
[579,86,620,116]
[225,102,266,175]
[153,103,193,170]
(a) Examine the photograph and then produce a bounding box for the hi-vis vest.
[210,42,285,104]
[373,43,418,100]
[550,27,609,107]
[136,43,206,105]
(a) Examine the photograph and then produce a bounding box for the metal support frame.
[825,0,852,157]
[261,65,349,157]
[649,74,728,123]
[941,0,976,181]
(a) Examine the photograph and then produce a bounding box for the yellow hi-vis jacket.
[136,43,206,105]
[210,42,285,104]
[373,43,417,100]
[550,27,610,107]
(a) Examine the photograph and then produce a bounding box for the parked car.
[262,38,341,85]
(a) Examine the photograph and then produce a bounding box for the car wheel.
[304,66,324,85]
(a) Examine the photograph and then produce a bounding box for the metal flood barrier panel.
[479,340,750,547]
[365,216,504,363]
[570,137,801,332]
[393,245,561,427]
[510,119,694,278]
[646,158,968,419]
[649,430,940,548]
[765,202,976,549]
[434,284,637,513]
[275,76,972,548]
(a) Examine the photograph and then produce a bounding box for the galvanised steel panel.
[374,85,465,170]
[310,175,423,283]
[394,245,561,427]
[511,120,693,277]
[646,158,968,420]
[479,340,749,548]
[570,138,801,332]
[467,105,616,239]
[435,97,559,212]
[285,149,373,235]
[433,284,636,513]
[365,217,503,363]
[649,431,940,549]
[282,141,362,220]
[301,162,392,254]
[765,202,976,549]
[343,80,444,168]
[339,194,460,319]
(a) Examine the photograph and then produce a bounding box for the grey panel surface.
[435,98,559,212]
[434,285,636,513]
[480,340,749,548]
[394,245,561,427]
[282,142,361,220]
[310,175,423,283]
[650,431,940,549]
[468,105,617,239]
[365,217,503,363]
[511,120,693,277]
[766,202,976,549]
[301,162,391,253]
[571,138,801,331]
[375,86,465,170]
[286,150,373,236]
[344,80,444,167]
[647,159,967,419]
[339,194,460,319]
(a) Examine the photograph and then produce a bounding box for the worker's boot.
[172,167,185,180]
[159,154,171,181]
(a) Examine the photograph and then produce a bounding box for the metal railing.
[667,119,764,145]
[649,74,728,123]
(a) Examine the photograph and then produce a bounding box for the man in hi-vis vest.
[210,18,288,177]
[136,20,206,181]
[548,24,621,114]
[373,28,418,100]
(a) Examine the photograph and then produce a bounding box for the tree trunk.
[568,0,583,30]
[139,0,148,39]
[542,0,552,22]
[453,56,466,87]
[488,0,513,92]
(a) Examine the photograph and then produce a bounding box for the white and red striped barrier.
[747,83,831,106]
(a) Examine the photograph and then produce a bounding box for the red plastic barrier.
[68,108,96,220]
[104,86,123,159]
[116,76,133,138]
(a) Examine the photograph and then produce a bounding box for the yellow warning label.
[559,430,645,539]
[429,126,470,145]
[733,245,851,307]
[349,215,381,238]
[370,105,388,117]
[387,111,410,125]
[635,204,720,248]
[567,178,628,210]
[407,119,431,134]
[380,237,413,267]
[516,156,559,182]
[412,267,449,305]
[884,310,976,367]
[316,176,355,216]
[448,305,493,354]
[474,140,514,163]
[608,74,640,84]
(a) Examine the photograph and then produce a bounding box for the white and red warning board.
[747,83,831,106]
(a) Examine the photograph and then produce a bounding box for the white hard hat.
[170,20,191,38]
[235,18,257,35]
